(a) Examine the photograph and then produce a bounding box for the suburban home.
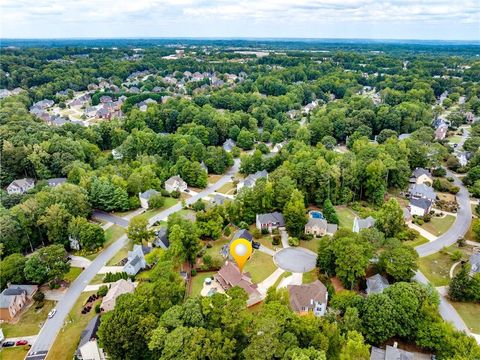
[222,138,236,152]
[0,284,38,321]
[32,99,54,109]
[138,189,160,209]
[366,274,389,295]
[403,208,412,223]
[409,198,433,217]
[237,170,268,191]
[271,141,287,153]
[215,261,261,299]
[232,229,254,243]
[465,111,475,123]
[75,315,106,360]
[303,100,318,114]
[6,178,35,195]
[100,279,136,312]
[435,124,448,140]
[123,245,151,276]
[304,218,338,237]
[352,216,376,233]
[153,228,169,249]
[410,168,433,185]
[398,133,411,140]
[47,178,67,187]
[165,175,187,193]
[212,193,232,206]
[256,212,285,232]
[370,344,431,360]
[469,253,480,276]
[409,183,436,202]
[288,280,328,317]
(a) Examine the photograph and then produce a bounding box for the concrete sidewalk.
[277,272,302,289]
[257,268,285,296]
[408,223,437,242]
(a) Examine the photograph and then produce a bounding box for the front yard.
[107,237,134,266]
[404,235,429,248]
[244,250,277,283]
[2,300,55,337]
[63,267,83,283]
[420,215,455,236]
[418,251,454,286]
[450,301,480,333]
[0,346,29,360]
[299,238,321,253]
[132,197,178,222]
[216,182,235,195]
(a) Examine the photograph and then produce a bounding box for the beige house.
[288,280,328,317]
[165,175,187,193]
[100,279,135,312]
[304,218,338,237]
[0,285,38,321]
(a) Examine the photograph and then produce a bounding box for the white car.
[48,309,57,318]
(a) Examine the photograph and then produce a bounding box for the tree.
[339,331,370,360]
[379,244,418,281]
[236,129,255,150]
[361,293,398,343]
[37,204,72,245]
[375,198,405,238]
[127,217,153,244]
[472,219,480,242]
[323,199,339,224]
[168,216,201,264]
[0,253,26,289]
[334,236,373,289]
[89,178,129,212]
[24,244,70,285]
[148,193,165,209]
[376,129,398,144]
[283,189,307,237]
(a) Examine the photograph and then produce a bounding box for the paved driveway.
[92,210,129,228]
[274,247,317,273]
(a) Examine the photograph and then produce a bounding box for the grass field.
[89,273,105,285]
[216,182,235,195]
[190,271,216,297]
[63,267,83,283]
[208,174,223,184]
[335,206,356,230]
[107,237,134,266]
[302,269,318,284]
[244,250,276,283]
[0,346,29,360]
[204,238,229,262]
[133,198,178,222]
[46,292,99,360]
[2,301,55,337]
[450,301,480,333]
[420,215,455,236]
[404,235,429,248]
[418,251,453,286]
[299,238,321,253]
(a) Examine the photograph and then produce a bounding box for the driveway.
[274,247,317,273]
[277,272,303,289]
[415,170,472,257]
[69,255,91,268]
[280,229,290,248]
[92,210,129,228]
[257,268,285,295]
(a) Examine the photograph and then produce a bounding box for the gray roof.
[47,178,67,186]
[153,227,169,248]
[470,254,480,274]
[305,218,328,230]
[75,315,101,357]
[355,216,376,231]
[232,229,253,243]
[409,184,436,200]
[326,224,338,234]
[412,168,431,179]
[366,274,389,295]
[9,178,35,188]
[213,194,231,205]
[223,138,236,151]
[410,197,432,210]
[139,189,159,200]
[243,170,268,188]
[129,255,141,267]
[0,285,37,308]
[256,212,285,227]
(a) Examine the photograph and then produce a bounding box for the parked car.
[2,341,15,347]
[48,309,57,318]
[16,340,28,346]
[252,241,260,249]
[184,189,190,193]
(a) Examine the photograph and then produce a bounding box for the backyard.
[2,300,55,337]
[46,291,99,360]
[450,301,480,333]
[420,215,456,236]
[335,206,356,230]
[190,271,216,297]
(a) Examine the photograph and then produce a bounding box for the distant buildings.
[47,178,67,187]
[288,280,328,317]
[256,212,285,232]
[304,218,338,237]
[352,216,376,233]
[6,178,35,195]
[165,175,187,193]
[237,170,268,191]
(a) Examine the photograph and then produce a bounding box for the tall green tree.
[283,189,307,237]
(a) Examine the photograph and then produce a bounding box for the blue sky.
[1,0,479,40]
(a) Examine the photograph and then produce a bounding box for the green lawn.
[190,271,216,297]
[335,206,356,230]
[2,301,55,337]
[46,292,99,360]
[302,269,319,284]
[450,301,480,333]
[81,225,126,261]
[448,135,463,144]
[133,197,178,222]
[404,235,429,248]
[0,346,29,360]
[107,237,134,266]
[244,250,276,283]
[216,182,235,195]
[63,267,83,283]
[204,238,229,262]
[299,238,321,253]
[418,251,454,286]
[272,271,292,289]
[420,215,455,236]
[89,273,105,285]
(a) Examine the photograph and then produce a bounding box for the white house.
[352,216,376,233]
[409,198,433,217]
[123,245,151,276]
[165,175,187,193]
[6,178,35,195]
[139,189,159,209]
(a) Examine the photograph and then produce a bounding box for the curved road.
[415,170,472,257]
[26,158,240,360]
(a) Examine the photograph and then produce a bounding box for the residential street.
[92,210,129,228]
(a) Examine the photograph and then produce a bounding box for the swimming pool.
[309,211,324,219]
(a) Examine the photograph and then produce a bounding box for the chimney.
[393,342,398,348]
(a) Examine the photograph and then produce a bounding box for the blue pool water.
[310,211,324,219]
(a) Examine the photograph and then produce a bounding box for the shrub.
[103,272,128,283]
[224,227,231,237]
[417,219,424,225]
[251,228,262,239]
[272,236,280,246]
[97,285,109,297]
[35,301,44,310]
[192,199,206,212]
[238,221,249,229]
[457,237,466,247]
[170,190,181,199]
[451,250,463,262]
[261,228,269,235]
[160,189,170,197]
[148,194,165,209]
[33,291,45,302]
[288,237,299,246]
[191,269,197,276]
[432,167,447,177]
[129,196,140,210]
[423,214,431,223]
[95,303,101,313]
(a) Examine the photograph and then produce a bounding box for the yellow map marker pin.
[230,238,253,272]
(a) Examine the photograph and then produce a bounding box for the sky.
[1,0,479,41]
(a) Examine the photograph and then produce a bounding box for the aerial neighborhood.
[0,39,480,360]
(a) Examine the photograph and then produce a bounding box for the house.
[352,216,376,233]
[288,280,328,317]
[410,168,433,185]
[303,101,318,114]
[237,170,268,191]
[409,198,433,217]
[271,141,287,153]
[0,285,38,321]
[304,218,338,237]
[200,161,208,173]
[398,133,411,140]
[223,138,236,152]
[165,175,187,193]
[111,148,123,160]
[366,274,389,295]
[370,344,431,360]
[256,212,285,232]
[469,253,480,276]
[435,124,448,140]
[215,261,261,298]
[123,245,151,276]
[75,315,106,360]
[100,279,136,312]
[232,229,253,243]
[139,189,159,209]
[32,99,54,109]
[465,111,475,123]
[409,184,436,202]
[47,178,67,187]
[6,178,35,195]
[153,228,169,249]
[212,193,232,206]
[286,110,299,119]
